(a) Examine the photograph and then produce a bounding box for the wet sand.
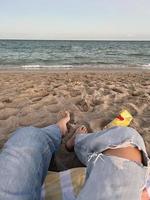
[0,69,149,171]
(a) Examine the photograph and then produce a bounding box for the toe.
[57,110,70,121]
[83,127,88,133]
[65,111,70,118]
[63,111,70,121]
[76,125,87,133]
[81,126,87,131]
[65,111,69,115]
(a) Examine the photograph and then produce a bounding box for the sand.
[0,69,149,171]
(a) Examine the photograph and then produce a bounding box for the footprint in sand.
[70,90,81,97]
[89,118,110,132]
[1,98,12,103]
[0,102,5,109]
[76,99,90,112]
[123,103,139,116]
[0,108,19,120]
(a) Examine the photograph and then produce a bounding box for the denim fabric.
[75,126,149,200]
[0,125,149,200]
[0,125,61,200]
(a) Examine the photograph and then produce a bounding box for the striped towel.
[41,168,86,200]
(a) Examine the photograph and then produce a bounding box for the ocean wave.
[128,53,150,57]
[20,64,130,70]
[21,65,73,69]
[21,65,43,68]
[1,40,150,69]
[141,64,150,69]
[0,63,149,70]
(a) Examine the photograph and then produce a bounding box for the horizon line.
[0,38,150,42]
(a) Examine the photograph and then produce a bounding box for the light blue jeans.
[0,125,149,200]
[75,126,150,200]
[0,125,61,200]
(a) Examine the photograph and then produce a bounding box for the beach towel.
[41,168,86,200]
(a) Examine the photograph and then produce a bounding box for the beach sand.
[0,69,149,171]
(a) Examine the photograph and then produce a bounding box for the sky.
[0,0,150,40]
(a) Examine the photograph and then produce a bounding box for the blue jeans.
[0,125,149,200]
[0,125,61,200]
[75,126,149,200]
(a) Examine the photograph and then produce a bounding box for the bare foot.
[56,111,70,136]
[66,125,88,151]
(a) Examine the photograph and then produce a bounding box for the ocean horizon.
[0,40,150,70]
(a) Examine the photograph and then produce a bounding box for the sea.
[0,40,150,70]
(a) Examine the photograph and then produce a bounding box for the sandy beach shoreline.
[0,69,149,170]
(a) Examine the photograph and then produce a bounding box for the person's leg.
[68,126,148,166]
[71,126,149,200]
[0,111,70,200]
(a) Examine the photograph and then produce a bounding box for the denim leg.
[0,124,61,200]
[74,126,148,166]
[75,127,149,200]
[74,134,92,166]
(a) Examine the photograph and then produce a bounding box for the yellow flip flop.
[104,110,133,129]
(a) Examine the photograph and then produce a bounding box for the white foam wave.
[17,63,150,70]
[142,64,150,69]
[21,65,73,69]
[21,64,127,69]
[21,65,43,68]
